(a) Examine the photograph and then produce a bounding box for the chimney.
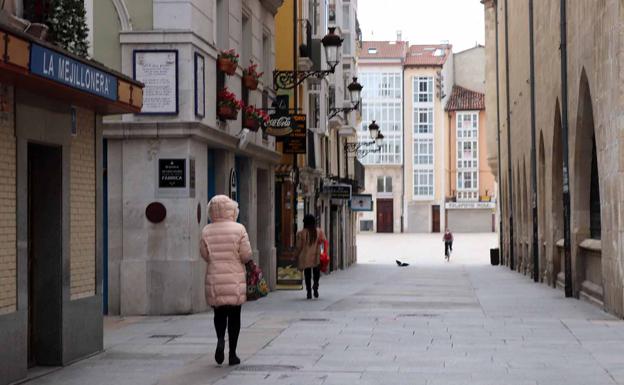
[396,30,402,42]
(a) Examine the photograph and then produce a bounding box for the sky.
[358,0,485,52]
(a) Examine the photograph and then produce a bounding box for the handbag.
[246,260,269,301]
[319,238,330,273]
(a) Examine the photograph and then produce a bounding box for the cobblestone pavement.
[24,233,624,385]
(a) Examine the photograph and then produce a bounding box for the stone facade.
[483,0,624,316]
[95,0,282,315]
[0,85,15,315]
[70,107,96,300]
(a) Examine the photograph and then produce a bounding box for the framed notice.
[194,53,205,117]
[133,50,178,115]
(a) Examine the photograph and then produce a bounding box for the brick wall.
[70,107,96,300]
[0,85,16,315]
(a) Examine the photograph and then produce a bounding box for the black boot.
[215,339,225,365]
[306,289,312,300]
[229,352,241,366]
[313,284,319,298]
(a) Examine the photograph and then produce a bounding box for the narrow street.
[22,234,624,385]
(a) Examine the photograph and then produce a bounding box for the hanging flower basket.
[243,75,259,90]
[218,49,239,76]
[242,61,263,90]
[243,117,259,131]
[217,88,243,120]
[218,105,238,120]
[242,105,270,132]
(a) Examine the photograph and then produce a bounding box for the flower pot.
[218,105,238,120]
[243,117,259,132]
[218,57,237,75]
[243,75,259,90]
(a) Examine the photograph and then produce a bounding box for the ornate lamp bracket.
[273,69,335,91]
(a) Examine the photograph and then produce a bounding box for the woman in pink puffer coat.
[200,195,252,366]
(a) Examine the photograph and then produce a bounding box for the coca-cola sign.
[265,114,293,137]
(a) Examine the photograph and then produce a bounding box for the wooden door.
[376,199,393,233]
[432,205,440,233]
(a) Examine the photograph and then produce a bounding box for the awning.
[0,21,143,115]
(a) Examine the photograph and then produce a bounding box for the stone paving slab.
[22,233,624,385]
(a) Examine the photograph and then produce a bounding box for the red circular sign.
[145,202,166,223]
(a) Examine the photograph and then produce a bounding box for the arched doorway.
[552,100,564,287]
[538,131,546,282]
[573,69,602,304]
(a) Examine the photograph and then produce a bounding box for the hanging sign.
[265,113,293,137]
[323,184,352,200]
[30,43,118,101]
[283,114,307,154]
[351,194,373,211]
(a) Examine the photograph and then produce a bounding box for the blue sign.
[30,43,118,101]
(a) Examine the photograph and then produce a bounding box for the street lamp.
[328,77,363,120]
[344,120,384,157]
[368,119,379,140]
[273,27,344,90]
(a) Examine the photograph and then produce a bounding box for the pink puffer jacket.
[200,195,252,307]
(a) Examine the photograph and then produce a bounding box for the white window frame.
[376,176,393,194]
[413,76,434,104]
[413,169,434,199]
[456,111,479,201]
[413,138,433,166]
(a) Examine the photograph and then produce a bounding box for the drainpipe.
[560,0,573,297]
[292,0,299,242]
[504,0,515,270]
[494,0,504,264]
[402,66,406,234]
[529,0,539,282]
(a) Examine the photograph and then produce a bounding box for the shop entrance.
[27,143,63,367]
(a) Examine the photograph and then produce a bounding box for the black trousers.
[213,305,241,354]
[445,241,453,256]
[304,266,320,292]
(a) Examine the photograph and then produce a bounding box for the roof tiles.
[446,86,485,111]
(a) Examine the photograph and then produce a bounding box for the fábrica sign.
[159,159,186,188]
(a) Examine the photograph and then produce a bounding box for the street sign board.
[283,114,307,154]
[323,183,352,200]
[351,194,373,211]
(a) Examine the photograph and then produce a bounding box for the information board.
[134,50,178,114]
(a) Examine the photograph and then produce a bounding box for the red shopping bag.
[319,238,330,273]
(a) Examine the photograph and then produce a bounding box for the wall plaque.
[159,159,186,188]
[134,50,178,114]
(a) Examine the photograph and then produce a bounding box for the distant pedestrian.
[200,195,252,366]
[443,228,454,261]
[295,214,326,299]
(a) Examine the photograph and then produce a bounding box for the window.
[414,170,434,197]
[414,76,433,104]
[414,139,433,165]
[414,108,433,134]
[456,112,479,201]
[358,71,403,165]
[242,14,252,64]
[262,33,271,85]
[377,176,393,193]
